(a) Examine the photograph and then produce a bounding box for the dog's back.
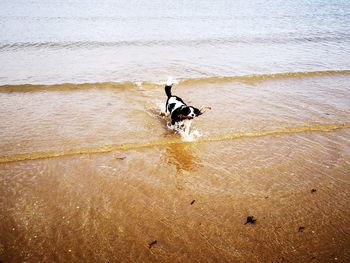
[165,78,186,115]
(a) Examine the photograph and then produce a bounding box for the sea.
[0,0,350,84]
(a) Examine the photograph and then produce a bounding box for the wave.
[177,70,350,86]
[1,34,350,51]
[1,70,349,92]
[1,122,349,164]
[0,81,136,92]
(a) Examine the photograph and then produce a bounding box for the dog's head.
[178,106,202,120]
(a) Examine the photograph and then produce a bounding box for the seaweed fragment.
[148,240,157,249]
[244,216,257,225]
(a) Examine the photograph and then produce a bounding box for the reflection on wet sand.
[165,142,198,191]
[166,143,197,173]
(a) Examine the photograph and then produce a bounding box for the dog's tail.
[165,77,176,97]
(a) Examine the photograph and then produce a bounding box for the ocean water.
[1,1,350,262]
[0,0,350,84]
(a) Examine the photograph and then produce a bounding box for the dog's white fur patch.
[166,96,185,114]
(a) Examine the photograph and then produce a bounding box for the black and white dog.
[161,78,210,134]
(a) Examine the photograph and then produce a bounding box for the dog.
[161,78,211,134]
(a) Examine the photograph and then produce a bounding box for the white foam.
[179,129,202,142]
[166,77,178,86]
[167,122,202,141]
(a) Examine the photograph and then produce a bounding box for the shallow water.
[1,0,350,262]
[1,73,350,262]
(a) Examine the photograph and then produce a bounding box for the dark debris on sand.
[311,188,317,193]
[190,200,195,205]
[298,226,305,232]
[148,240,157,249]
[244,216,257,225]
[115,156,126,160]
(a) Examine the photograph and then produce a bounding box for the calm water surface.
[0,0,350,84]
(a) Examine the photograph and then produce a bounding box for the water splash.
[168,122,203,142]
[179,129,203,142]
[157,100,203,142]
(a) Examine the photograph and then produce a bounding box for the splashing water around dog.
[168,121,203,142]
[155,101,203,141]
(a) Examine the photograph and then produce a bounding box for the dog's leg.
[184,120,192,135]
[167,120,178,131]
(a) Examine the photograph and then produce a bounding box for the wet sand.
[1,73,350,262]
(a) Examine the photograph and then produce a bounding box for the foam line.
[1,70,349,92]
[0,122,349,164]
